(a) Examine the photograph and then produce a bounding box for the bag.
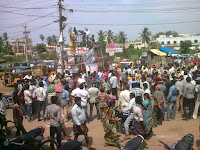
[55,83,63,93]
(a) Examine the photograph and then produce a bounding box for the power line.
[68,20,200,26]
[0,11,57,30]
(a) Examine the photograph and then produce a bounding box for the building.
[46,45,57,52]
[156,35,200,51]
[11,38,32,55]
[125,40,147,49]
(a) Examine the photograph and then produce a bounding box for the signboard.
[106,43,123,53]
[109,51,115,56]
[85,63,98,74]
[68,57,75,63]
[64,47,87,56]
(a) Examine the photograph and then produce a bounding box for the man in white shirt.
[88,83,100,121]
[110,72,118,99]
[24,73,32,80]
[71,97,92,150]
[71,83,90,122]
[78,74,86,85]
[23,84,32,121]
[33,82,46,121]
[123,93,136,140]
[118,84,130,113]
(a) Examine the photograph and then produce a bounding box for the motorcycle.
[2,126,57,150]
[0,109,13,134]
[159,134,194,150]
[59,135,144,150]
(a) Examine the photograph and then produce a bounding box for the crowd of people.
[1,62,200,149]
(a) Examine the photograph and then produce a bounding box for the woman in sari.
[103,101,120,147]
[142,93,153,134]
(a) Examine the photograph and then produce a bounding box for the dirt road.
[1,82,200,150]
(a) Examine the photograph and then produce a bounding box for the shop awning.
[150,49,167,56]
[159,47,181,54]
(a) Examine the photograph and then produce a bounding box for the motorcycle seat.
[123,135,144,150]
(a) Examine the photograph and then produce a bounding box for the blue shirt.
[130,88,143,97]
[61,89,69,106]
[166,85,177,102]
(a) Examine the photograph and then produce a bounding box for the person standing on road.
[88,83,100,122]
[71,83,90,123]
[153,84,165,127]
[192,78,200,119]
[13,96,27,136]
[44,96,62,149]
[183,77,195,120]
[166,80,178,121]
[33,82,46,122]
[110,72,118,99]
[23,84,33,121]
[71,97,92,150]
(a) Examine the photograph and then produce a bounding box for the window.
[194,40,198,43]
[161,41,164,44]
[167,41,170,44]
[174,41,177,44]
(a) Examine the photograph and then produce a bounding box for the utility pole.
[59,0,64,73]
[23,24,30,62]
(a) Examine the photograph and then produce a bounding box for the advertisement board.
[106,43,123,53]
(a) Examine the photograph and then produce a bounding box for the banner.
[106,43,123,53]
[68,57,75,63]
[85,62,98,74]
[64,47,87,56]
[84,48,95,63]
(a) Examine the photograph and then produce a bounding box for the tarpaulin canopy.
[159,47,181,54]
[150,49,167,56]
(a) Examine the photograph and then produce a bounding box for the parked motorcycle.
[2,126,57,150]
[159,134,194,150]
[59,135,144,150]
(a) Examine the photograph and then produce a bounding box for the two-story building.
[11,38,32,55]
[156,34,200,51]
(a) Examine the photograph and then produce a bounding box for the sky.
[0,0,200,45]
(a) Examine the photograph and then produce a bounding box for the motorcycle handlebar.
[159,140,171,150]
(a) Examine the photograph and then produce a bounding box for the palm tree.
[46,36,52,46]
[40,34,45,43]
[52,35,58,46]
[139,27,151,46]
[3,32,8,42]
[106,29,114,44]
[117,31,127,44]
[97,30,106,43]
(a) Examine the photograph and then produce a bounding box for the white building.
[125,40,147,49]
[156,35,200,51]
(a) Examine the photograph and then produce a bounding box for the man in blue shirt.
[166,80,178,121]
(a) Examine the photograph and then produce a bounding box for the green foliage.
[140,27,151,45]
[33,43,46,54]
[0,33,12,55]
[180,40,192,53]
[151,41,161,49]
[46,35,58,46]
[39,51,57,60]
[116,31,127,44]
[0,55,26,63]
[40,34,45,42]
[153,30,179,39]
[106,29,114,44]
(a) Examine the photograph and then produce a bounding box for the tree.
[33,43,46,53]
[180,40,192,54]
[40,34,45,43]
[52,35,58,46]
[153,30,179,39]
[0,37,3,53]
[3,32,8,41]
[106,29,114,44]
[46,36,53,46]
[117,31,127,44]
[151,41,161,49]
[97,30,106,43]
[140,27,151,46]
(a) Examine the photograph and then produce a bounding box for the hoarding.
[106,43,123,53]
